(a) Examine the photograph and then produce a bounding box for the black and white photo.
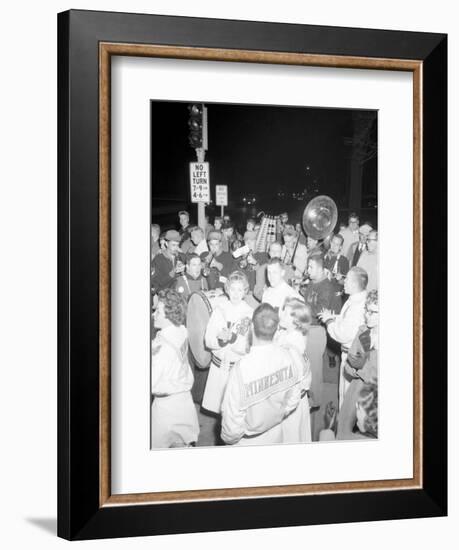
[150,101,378,448]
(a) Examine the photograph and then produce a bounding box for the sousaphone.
[302,195,338,241]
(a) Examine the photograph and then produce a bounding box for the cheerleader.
[201,271,254,414]
[275,297,313,443]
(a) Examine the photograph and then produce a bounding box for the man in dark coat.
[324,233,350,291]
[151,230,185,293]
[300,254,342,324]
[173,253,208,300]
[178,210,193,246]
[347,223,372,267]
[202,231,234,290]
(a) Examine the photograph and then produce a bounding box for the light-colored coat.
[151,325,199,448]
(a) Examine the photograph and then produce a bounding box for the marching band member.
[323,233,349,289]
[275,298,313,442]
[281,225,308,277]
[151,230,185,293]
[246,218,256,232]
[151,289,199,448]
[173,253,208,300]
[202,231,234,290]
[295,223,307,245]
[201,271,254,414]
[221,222,237,252]
[262,258,303,310]
[301,254,342,324]
[276,212,289,240]
[306,235,322,256]
[229,237,259,295]
[213,216,223,231]
[221,303,303,445]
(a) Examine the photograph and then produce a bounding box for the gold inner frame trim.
[99,42,423,507]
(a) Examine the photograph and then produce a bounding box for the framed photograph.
[58,9,447,540]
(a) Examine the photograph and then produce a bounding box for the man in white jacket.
[221,303,304,446]
[318,266,368,408]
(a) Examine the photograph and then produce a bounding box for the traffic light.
[188,103,203,149]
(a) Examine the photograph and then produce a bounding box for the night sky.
[151,100,377,230]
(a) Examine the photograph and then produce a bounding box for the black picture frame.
[58,9,447,541]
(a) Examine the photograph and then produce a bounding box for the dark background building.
[151,100,377,232]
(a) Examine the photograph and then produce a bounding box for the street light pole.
[189,103,207,232]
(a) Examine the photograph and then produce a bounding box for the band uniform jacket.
[203,250,234,290]
[179,224,193,246]
[300,277,342,324]
[151,250,184,292]
[173,273,208,301]
[221,342,304,445]
[324,252,349,280]
[151,324,199,448]
[151,240,160,260]
[201,297,253,414]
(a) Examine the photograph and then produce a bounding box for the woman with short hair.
[151,289,199,448]
[201,271,254,414]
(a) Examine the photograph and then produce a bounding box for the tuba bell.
[302,195,338,241]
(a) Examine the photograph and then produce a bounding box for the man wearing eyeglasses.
[336,289,379,439]
[357,230,378,291]
[347,223,373,267]
[339,213,360,258]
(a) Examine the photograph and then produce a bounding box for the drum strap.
[181,275,191,295]
[181,275,206,293]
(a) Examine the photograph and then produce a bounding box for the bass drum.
[186,290,224,369]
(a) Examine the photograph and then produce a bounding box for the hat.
[207,230,222,242]
[244,230,257,241]
[165,229,181,242]
[359,224,372,236]
[283,225,297,237]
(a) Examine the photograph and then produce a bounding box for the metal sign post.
[215,185,228,218]
[189,159,210,231]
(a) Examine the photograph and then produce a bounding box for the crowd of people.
[150,209,379,448]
